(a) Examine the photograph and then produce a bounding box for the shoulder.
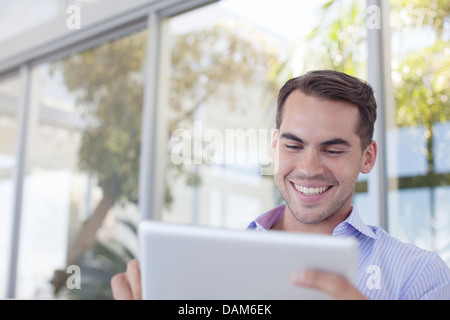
[367,225,450,299]
[369,225,445,269]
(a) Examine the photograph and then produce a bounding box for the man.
[111,70,450,300]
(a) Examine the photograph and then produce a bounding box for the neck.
[271,205,352,235]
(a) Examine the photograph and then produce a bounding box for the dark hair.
[276,70,377,150]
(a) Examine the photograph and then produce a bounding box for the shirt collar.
[333,206,378,240]
[247,204,378,240]
[247,204,285,231]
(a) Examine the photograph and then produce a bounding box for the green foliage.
[308,0,449,128]
[306,0,367,77]
[391,0,450,129]
[55,237,136,300]
[394,40,450,128]
[390,0,450,37]
[169,22,280,131]
[54,30,147,202]
[55,23,281,208]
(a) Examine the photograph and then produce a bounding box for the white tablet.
[138,221,358,300]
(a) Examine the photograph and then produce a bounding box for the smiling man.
[271,90,375,234]
[268,72,378,234]
[111,70,450,300]
[246,70,450,299]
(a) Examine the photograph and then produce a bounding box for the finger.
[111,273,133,300]
[126,259,143,300]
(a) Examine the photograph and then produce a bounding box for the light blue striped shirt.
[247,204,450,300]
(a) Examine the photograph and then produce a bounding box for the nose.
[295,148,325,177]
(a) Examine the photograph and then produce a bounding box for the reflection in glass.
[388,0,450,265]
[388,188,432,251]
[433,122,450,174]
[15,29,147,299]
[386,126,427,178]
[165,4,280,227]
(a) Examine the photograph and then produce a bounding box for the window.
[387,0,450,263]
[14,29,147,299]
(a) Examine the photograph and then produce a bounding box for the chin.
[290,207,332,225]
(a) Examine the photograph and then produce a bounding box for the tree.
[50,30,146,296]
[390,0,450,39]
[305,0,368,77]
[393,40,450,172]
[52,30,146,273]
[390,0,450,169]
[389,0,449,253]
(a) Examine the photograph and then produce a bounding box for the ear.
[271,129,280,160]
[360,140,377,174]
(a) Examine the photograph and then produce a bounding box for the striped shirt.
[247,204,450,300]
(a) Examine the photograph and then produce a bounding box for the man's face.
[272,90,376,229]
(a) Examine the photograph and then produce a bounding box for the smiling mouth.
[292,183,332,196]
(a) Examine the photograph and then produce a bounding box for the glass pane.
[387,126,428,177]
[388,0,450,265]
[163,0,369,229]
[15,29,147,299]
[0,75,20,299]
[388,188,433,251]
[434,122,450,174]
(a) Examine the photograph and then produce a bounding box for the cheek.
[273,155,289,179]
[275,150,299,174]
[323,155,361,180]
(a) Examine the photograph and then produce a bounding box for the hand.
[290,269,368,300]
[111,259,143,300]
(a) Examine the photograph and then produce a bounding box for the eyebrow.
[280,133,351,147]
[280,133,304,144]
[320,138,352,147]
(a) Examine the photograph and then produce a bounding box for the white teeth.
[294,184,329,196]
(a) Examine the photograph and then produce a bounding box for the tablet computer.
[139,221,358,300]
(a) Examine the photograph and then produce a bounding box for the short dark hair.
[276,70,377,150]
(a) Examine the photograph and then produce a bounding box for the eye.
[284,144,301,150]
[325,149,344,155]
